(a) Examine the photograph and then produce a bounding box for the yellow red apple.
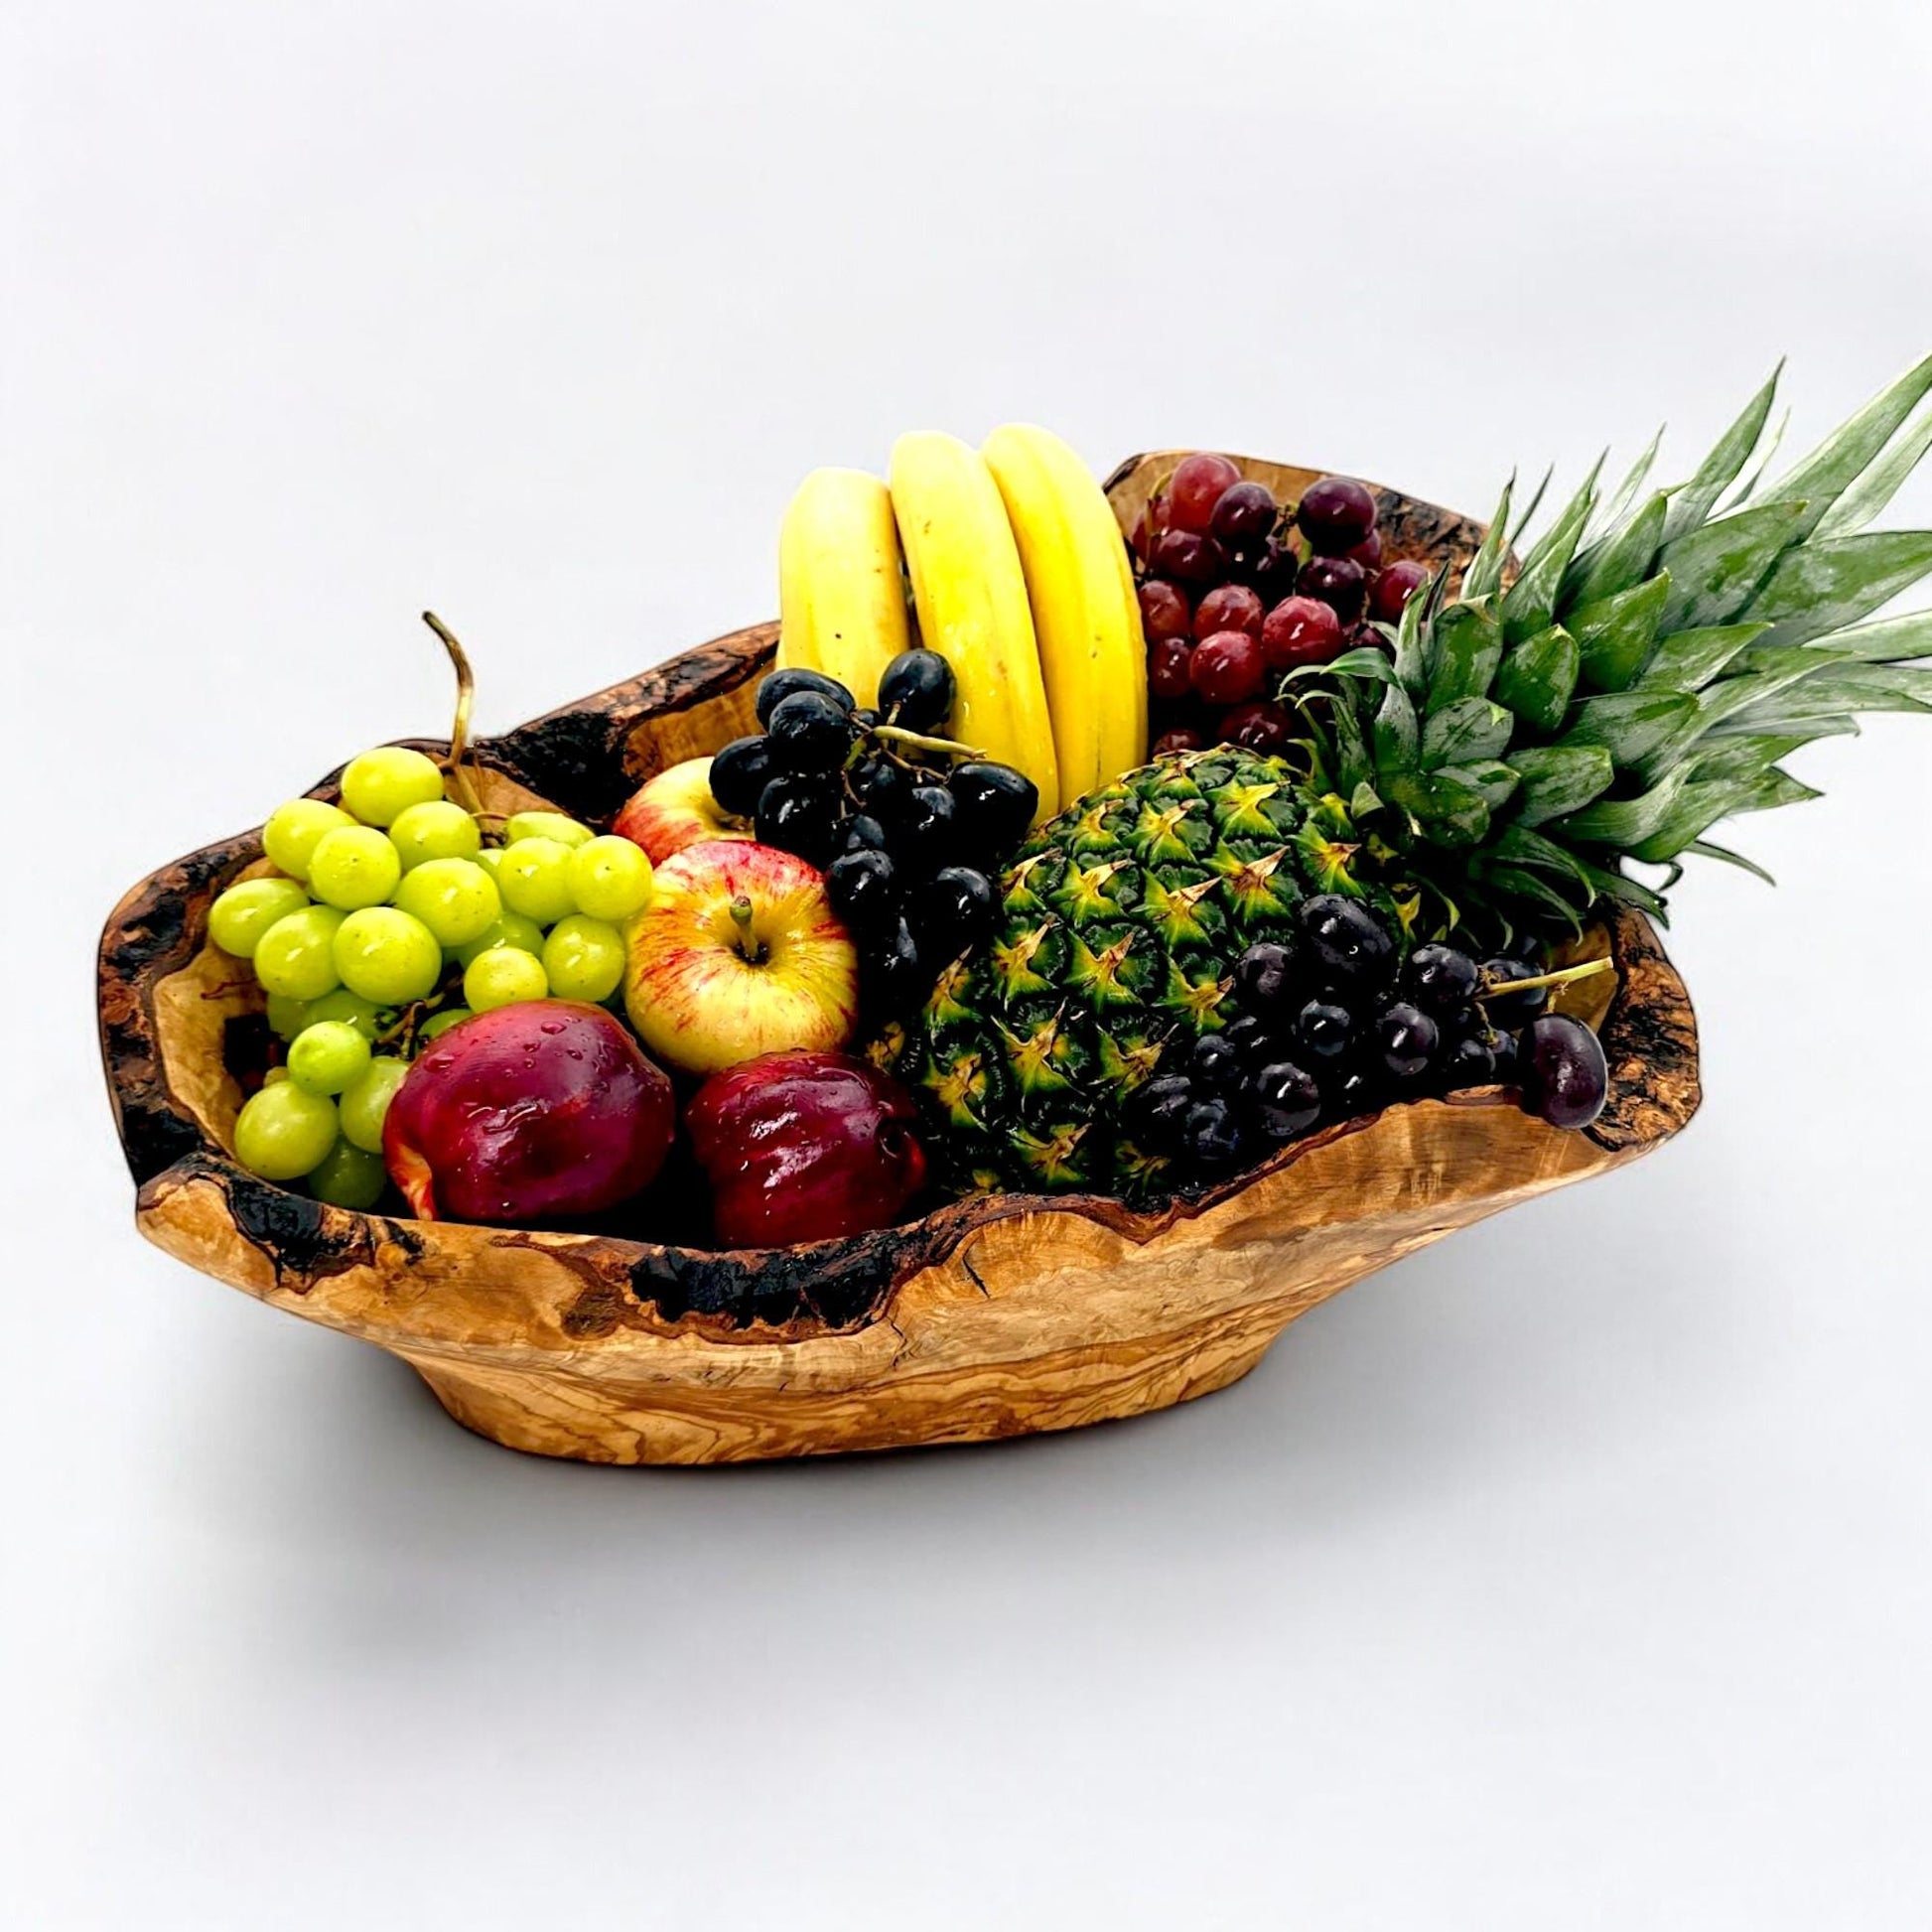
[614,757,752,864]
[623,840,858,1076]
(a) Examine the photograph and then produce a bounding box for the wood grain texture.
[97,469,1702,1464]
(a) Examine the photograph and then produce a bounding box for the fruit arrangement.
[173,359,1932,1266]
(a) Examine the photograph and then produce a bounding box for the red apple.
[687,1051,927,1247]
[614,757,753,863]
[383,1001,674,1224]
[623,840,858,1076]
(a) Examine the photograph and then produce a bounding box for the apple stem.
[730,895,754,928]
[422,611,486,820]
[1481,956,1615,999]
[872,723,987,760]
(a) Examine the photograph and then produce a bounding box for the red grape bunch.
[1132,454,1432,758]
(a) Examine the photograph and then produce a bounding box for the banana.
[888,432,1059,822]
[983,424,1147,799]
[776,468,910,703]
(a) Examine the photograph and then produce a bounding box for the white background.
[7,1,1932,1925]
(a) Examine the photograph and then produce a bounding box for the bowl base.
[404,1314,1286,1465]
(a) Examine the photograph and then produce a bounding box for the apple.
[383,1001,674,1224]
[623,840,858,1077]
[686,1051,928,1247]
[614,757,753,864]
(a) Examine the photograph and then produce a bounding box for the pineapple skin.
[881,747,1406,1200]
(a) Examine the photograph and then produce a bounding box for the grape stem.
[1481,956,1615,999]
[421,611,486,820]
[872,723,987,760]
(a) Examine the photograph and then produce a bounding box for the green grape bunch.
[207,745,656,1206]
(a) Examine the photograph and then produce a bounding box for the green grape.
[262,798,354,881]
[307,825,403,910]
[263,1066,289,1085]
[286,1020,373,1096]
[341,746,446,827]
[504,810,594,849]
[307,1137,389,1210]
[496,836,577,924]
[209,876,312,958]
[253,905,346,1001]
[333,906,444,1004]
[568,836,653,923]
[454,911,545,966]
[419,1005,474,1040]
[465,945,548,1012]
[475,847,504,881]
[266,992,312,1039]
[233,1082,339,1179]
[542,914,625,1003]
[392,856,500,946]
[340,1057,410,1154]
[389,798,482,870]
[303,987,388,1040]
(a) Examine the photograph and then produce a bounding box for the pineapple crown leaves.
[1296,355,1932,940]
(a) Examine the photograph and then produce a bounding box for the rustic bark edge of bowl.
[96,457,1702,1464]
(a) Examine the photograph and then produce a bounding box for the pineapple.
[888,358,1932,1197]
[889,746,1408,1195]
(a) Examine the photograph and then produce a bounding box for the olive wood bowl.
[96,456,1702,1464]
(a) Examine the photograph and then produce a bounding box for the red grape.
[1345,529,1383,570]
[1152,527,1230,585]
[1367,558,1429,623]
[1248,537,1301,606]
[1139,579,1191,640]
[1299,553,1368,621]
[1296,477,1377,554]
[1192,583,1265,640]
[1220,701,1294,754]
[1148,635,1195,700]
[1190,629,1266,705]
[1209,480,1278,546]
[1131,492,1171,562]
[1152,727,1207,757]
[1169,453,1242,533]
[1260,595,1344,670]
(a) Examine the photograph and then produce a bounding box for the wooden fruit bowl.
[96,457,1702,1464]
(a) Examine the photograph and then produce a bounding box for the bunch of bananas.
[776,426,1148,825]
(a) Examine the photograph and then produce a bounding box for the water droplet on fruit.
[540,1019,565,1035]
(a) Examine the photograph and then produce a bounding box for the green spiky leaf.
[1493,624,1581,733]
[1371,681,1419,776]
[1507,744,1616,826]
[1767,350,1932,540]
[1739,530,1932,646]
[1554,765,1695,848]
[1383,770,1491,849]
[1814,403,1932,539]
[1500,463,1600,643]
[1686,839,1776,886]
[1592,424,1666,539]
[1661,363,1782,544]
[1559,690,1701,771]
[1562,489,1666,611]
[1568,573,1671,694]
[1655,499,1810,631]
[1638,621,1770,691]
[1424,598,1505,713]
[1437,759,1520,813]
[1795,609,1932,663]
[1422,697,1514,769]
[1459,479,1514,602]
